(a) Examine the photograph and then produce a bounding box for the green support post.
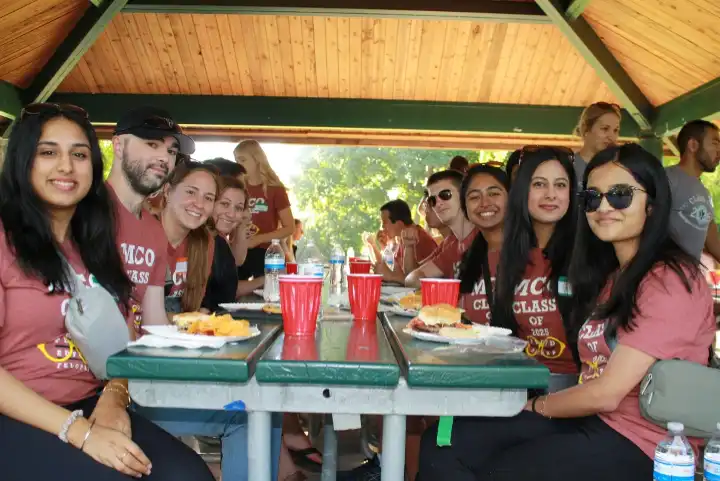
[639,134,664,161]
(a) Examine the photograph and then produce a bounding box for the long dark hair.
[458,164,509,294]
[569,143,699,337]
[494,148,577,334]
[0,108,132,307]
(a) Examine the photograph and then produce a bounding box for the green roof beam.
[123,0,551,23]
[0,81,23,121]
[47,93,640,137]
[534,0,653,132]
[565,0,592,20]
[653,77,720,136]
[22,0,129,105]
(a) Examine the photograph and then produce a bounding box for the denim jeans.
[134,405,282,481]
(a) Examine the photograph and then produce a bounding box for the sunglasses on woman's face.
[427,189,453,207]
[582,184,646,213]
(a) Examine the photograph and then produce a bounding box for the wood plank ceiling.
[0,0,88,88]
[56,12,618,106]
[584,0,720,105]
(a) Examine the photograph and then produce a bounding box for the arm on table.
[140,286,169,325]
[529,344,655,417]
[237,277,265,298]
[405,261,443,288]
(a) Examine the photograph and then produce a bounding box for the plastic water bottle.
[654,422,695,481]
[328,245,345,307]
[263,239,285,303]
[382,242,395,270]
[297,241,325,278]
[704,423,720,481]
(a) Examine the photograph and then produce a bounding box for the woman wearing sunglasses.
[456,164,509,325]
[493,147,580,379]
[418,144,715,481]
[0,104,214,480]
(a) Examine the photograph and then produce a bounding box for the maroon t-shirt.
[395,225,437,273]
[109,186,169,331]
[247,184,291,249]
[578,266,715,458]
[460,249,498,325]
[0,228,102,405]
[433,229,478,279]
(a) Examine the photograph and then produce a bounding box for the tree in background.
[100,140,114,180]
[289,147,507,255]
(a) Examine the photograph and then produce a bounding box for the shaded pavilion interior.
[0,0,718,158]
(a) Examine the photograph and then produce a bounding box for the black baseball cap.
[113,106,195,155]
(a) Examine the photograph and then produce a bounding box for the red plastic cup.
[349,260,372,274]
[282,335,318,361]
[346,322,379,362]
[347,274,383,321]
[279,275,323,336]
[349,257,369,263]
[286,262,298,275]
[420,278,461,306]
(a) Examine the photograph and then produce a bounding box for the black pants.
[418,411,652,481]
[237,246,266,280]
[0,396,214,481]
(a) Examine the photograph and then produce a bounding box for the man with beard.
[666,120,720,261]
[107,106,195,327]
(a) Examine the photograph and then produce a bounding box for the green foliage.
[99,140,113,180]
[289,147,505,255]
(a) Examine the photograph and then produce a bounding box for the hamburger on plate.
[407,304,470,336]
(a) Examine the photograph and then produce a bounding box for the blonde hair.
[574,102,621,137]
[234,140,284,194]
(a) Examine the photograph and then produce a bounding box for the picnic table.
[108,304,550,481]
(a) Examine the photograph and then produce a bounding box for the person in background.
[418,143,715,481]
[156,162,219,315]
[574,102,621,189]
[107,106,193,330]
[449,155,470,174]
[283,219,303,263]
[363,229,389,264]
[666,120,720,262]
[202,174,264,312]
[493,147,579,381]
[374,200,436,284]
[234,140,294,280]
[457,165,510,325]
[0,103,214,481]
[505,149,522,184]
[417,195,451,243]
[405,170,477,287]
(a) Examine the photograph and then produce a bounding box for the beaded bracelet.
[58,409,83,443]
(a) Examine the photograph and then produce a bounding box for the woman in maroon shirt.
[417,144,714,481]
[0,104,213,481]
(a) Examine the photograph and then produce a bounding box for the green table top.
[255,319,401,386]
[107,320,282,383]
[382,314,550,389]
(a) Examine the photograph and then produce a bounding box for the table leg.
[321,414,337,481]
[381,414,406,481]
[248,411,272,481]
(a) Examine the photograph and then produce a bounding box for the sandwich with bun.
[173,312,212,332]
[407,304,468,333]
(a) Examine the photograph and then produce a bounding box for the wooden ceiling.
[0,0,88,88]
[57,12,617,106]
[584,0,720,105]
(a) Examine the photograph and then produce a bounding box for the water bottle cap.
[668,422,684,432]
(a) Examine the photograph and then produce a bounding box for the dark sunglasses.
[517,145,575,167]
[581,184,646,213]
[427,189,453,207]
[21,103,88,121]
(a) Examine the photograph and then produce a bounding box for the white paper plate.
[145,324,261,343]
[219,302,281,312]
[253,289,264,297]
[389,305,418,317]
[402,326,515,346]
[381,286,416,296]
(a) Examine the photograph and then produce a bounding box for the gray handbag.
[62,259,130,380]
[639,357,720,438]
